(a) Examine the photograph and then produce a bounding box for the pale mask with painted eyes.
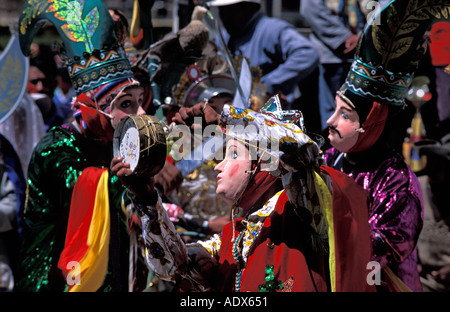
[214,139,252,206]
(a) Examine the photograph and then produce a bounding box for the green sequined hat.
[343,0,450,106]
[18,0,134,95]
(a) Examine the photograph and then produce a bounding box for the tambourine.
[113,115,167,177]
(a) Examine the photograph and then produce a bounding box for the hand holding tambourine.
[111,115,167,204]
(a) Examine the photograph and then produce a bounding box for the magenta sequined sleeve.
[324,148,424,291]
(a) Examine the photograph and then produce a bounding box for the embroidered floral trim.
[282,277,294,292]
[195,234,221,257]
[255,190,282,217]
[229,106,251,119]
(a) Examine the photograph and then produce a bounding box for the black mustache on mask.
[328,126,343,139]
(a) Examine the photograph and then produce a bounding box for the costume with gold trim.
[138,97,376,292]
[15,0,149,292]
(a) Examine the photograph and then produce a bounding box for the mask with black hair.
[338,0,450,153]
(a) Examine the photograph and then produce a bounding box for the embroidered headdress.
[18,0,141,142]
[342,0,450,107]
[220,94,312,173]
[18,0,134,96]
[338,0,450,153]
[219,95,329,251]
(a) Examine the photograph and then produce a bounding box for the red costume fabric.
[320,165,375,292]
[217,190,328,292]
[429,22,450,66]
[213,166,376,292]
[347,101,388,153]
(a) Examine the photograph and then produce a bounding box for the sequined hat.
[342,0,450,107]
[18,0,134,96]
[220,94,312,173]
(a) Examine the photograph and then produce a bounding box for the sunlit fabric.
[14,124,131,291]
[324,147,424,292]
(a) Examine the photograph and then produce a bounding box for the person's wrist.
[130,186,158,210]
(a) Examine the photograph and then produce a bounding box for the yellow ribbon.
[69,170,110,292]
[312,170,335,292]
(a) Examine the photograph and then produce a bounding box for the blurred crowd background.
[0,1,311,49]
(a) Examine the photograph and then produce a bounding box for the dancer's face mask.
[214,139,253,206]
[214,96,316,210]
[327,93,389,153]
[108,85,145,129]
[73,78,144,143]
[214,138,280,210]
[326,96,361,153]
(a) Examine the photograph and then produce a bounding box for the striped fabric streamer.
[319,165,376,292]
[58,167,111,292]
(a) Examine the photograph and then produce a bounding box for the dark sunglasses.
[29,78,51,85]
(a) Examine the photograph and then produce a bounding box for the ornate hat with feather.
[18,0,134,96]
[341,0,450,107]
[220,94,312,174]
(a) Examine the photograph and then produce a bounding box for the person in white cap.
[207,1,320,119]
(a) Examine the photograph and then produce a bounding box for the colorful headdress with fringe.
[220,95,330,260]
[18,0,134,96]
[221,95,380,292]
[220,94,312,173]
[342,0,450,107]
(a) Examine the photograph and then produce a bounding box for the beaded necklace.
[232,219,263,292]
[232,229,245,292]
